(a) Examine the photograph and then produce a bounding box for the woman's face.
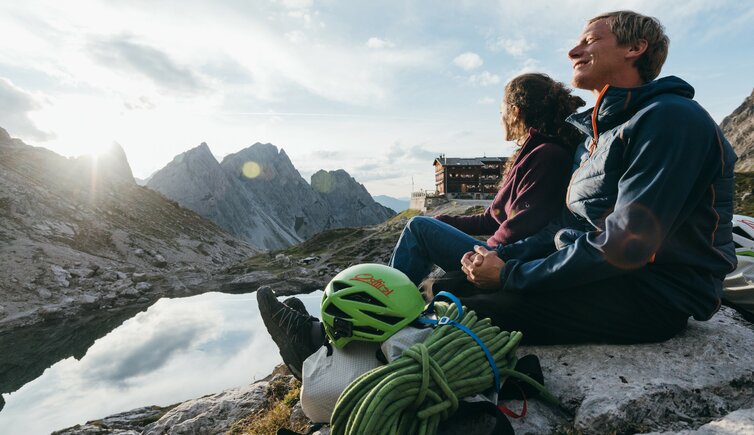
[500,101,517,142]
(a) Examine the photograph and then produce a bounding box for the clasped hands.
[460,245,505,289]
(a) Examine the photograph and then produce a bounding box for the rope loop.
[403,342,459,420]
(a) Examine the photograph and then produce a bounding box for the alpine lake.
[0,291,324,435]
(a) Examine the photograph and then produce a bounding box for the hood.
[566,76,696,139]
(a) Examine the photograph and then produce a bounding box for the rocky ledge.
[56,306,754,434]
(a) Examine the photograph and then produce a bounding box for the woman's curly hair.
[501,73,586,181]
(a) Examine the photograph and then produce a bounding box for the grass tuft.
[229,379,305,435]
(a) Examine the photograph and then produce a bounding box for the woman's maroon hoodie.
[435,128,573,247]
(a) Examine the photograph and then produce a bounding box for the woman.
[389,73,585,286]
[258,73,585,382]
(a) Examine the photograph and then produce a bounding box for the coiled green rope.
[330,301,560,435]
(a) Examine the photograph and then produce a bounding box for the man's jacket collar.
[566,76,696,139]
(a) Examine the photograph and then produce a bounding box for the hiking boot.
[257,286,320,380]
[283,296,308,315]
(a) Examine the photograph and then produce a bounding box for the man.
[459,10,737,344]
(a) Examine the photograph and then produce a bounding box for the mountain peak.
[311,168,394,226]
[73,142,135,185]
[229,142,280,161]
[179,142,216,161]
[0,126,10,144]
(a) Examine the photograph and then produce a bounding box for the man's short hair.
[589,10,669,83]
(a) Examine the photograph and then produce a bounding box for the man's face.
[568,19,628,93]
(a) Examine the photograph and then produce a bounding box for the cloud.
[366,37,394,49]
[280,0,313,9]
[469,71,501,86]
[76,301,224,386]
[285,30,306,44]
[313,149,339,159]
[0,77,54,141]
[351,166,405,182]
[384,141,438,164]
[488,37,533,57]
[81,321,206,384]
[88,36,206,93]
[353,141,440,183]
[453,52,483,70]
[123,96,156,110]
[408,145,440,161]
[503,58,548,83]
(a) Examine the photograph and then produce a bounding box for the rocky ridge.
[0,126,257,396]
[148,142,394,250]
[721,88,754,171]
[146,143,300,250]
[311,169,394,228]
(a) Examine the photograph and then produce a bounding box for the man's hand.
[460,245,505,289]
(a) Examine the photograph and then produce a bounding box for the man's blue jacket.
[497,76,737,321]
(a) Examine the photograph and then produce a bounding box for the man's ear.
[625,39,648,61]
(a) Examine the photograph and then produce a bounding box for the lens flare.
[313,172,336,193]
[601,204,661,270]
[242,161,261,179]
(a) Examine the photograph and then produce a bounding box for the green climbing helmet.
[321,263,426,349]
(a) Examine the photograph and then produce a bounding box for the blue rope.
[418,291,501,392]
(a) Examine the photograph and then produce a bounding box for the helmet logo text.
[351,273,394,296]
[741,219,754,231]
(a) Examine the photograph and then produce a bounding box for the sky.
[0,0,752,198]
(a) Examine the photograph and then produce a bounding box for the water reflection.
[0,291,322,435]
[0,301,154,396]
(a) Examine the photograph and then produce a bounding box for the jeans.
[389,216,490,286]
[388,217,689,344]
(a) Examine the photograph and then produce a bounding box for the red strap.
[498,382,527,418]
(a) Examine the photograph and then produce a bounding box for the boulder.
[69,268,95,278]
[647,407,754,434]
[506,306,754,434]
[100,270,118,281]
[152,254,167,268]
[50,265,71,287]
[142,380,271,435]
[135,282,152,292]
[119,287,140,298]
[52,406,171,435]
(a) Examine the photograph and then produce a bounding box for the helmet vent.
[331,281,352,292]
[352,325,382,335]
[733,226,753,240]
[325,303,351,319]
[341,292,387,307]
[368,312,404,325]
